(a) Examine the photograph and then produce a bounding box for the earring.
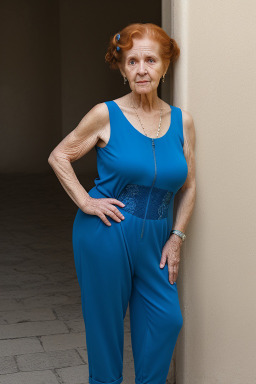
[162,74,166,83]
[123,76,127,84]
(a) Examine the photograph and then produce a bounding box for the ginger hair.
[105,22,180,71]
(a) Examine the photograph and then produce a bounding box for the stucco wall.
[162,0,256,383]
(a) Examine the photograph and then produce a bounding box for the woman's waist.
[88,184,174,221]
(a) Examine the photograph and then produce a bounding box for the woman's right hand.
[82,197,125,226]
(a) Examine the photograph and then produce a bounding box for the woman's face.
[119,36,166,94]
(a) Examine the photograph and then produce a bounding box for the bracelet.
[170,229,186,242]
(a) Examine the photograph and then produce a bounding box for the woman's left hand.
[159,235,183,284]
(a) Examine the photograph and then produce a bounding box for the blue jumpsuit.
[72,100,188,384]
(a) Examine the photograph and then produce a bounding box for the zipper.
[141,138,157,239]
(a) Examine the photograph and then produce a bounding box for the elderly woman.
[48,22,196,384]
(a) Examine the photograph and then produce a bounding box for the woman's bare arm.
[160,109,196,282]
[170,109,196,242]
[48,102,109,211]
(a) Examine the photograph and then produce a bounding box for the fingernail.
[160,263,164,267]
[121,203,125,206]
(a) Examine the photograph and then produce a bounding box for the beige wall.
[163,0,256,383]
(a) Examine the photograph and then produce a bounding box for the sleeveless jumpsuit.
[72,100,188,384]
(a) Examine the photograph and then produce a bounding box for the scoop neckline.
[112,100,173,141]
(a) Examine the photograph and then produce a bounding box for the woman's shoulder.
[179,108,196,146]
[76,102,110,137]
[89,102,110,122]
[179,108,194,127]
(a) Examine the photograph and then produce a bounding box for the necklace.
[130,94,163,138]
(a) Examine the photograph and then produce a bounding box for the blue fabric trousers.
[72,189,183,384]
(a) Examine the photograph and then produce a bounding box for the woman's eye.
[129,58,155,64]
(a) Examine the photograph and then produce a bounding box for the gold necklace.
[130,94,163,138]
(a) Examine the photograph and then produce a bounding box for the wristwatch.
[170,229,186,242]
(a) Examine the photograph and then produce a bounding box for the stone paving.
[0,174,176,384]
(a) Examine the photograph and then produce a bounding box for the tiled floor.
[0,174,175,384]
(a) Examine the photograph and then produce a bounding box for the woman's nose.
[138,61,147,74]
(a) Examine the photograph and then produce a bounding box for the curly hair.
[105,23,180,71]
